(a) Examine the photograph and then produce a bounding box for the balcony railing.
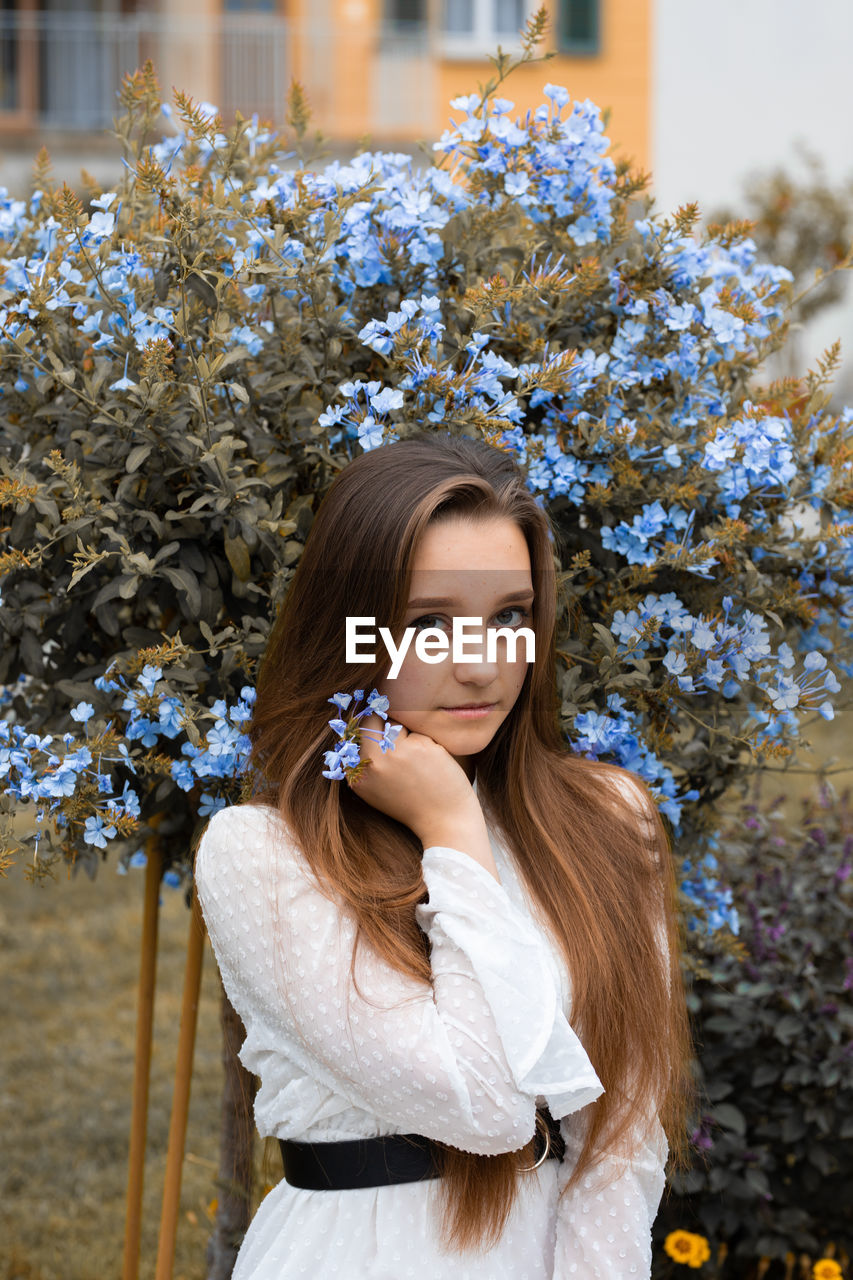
[0,9,289,131]
[0,9,436,139]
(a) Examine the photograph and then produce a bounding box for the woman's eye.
[412,614,448,632]
[493,606,531,627]
[411,607,530,632]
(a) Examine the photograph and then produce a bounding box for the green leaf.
[126,443,154,473]
[774,1014,802,1043]
[224,534,251,582]
[226,382,250,405]
[591,622,616,654]
[161,566,202,616]
[713,1103,747,1135]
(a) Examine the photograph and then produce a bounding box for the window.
[441,0,534,59]
[385,0,427,22]
[384,0,428,36]
[558,0,600,55]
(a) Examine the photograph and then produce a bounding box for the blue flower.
[365,690,390,718]
[229,325,264,356]
[110,353,137,392]
[126,718,161,748]
[504,171,531,197]
[41,766,78,799]
[369,386,404,415]
[199,792,227,816]
[70,702,95,723]
[206,720,237,756]
[84,813,117,849]
[171,758,195,791]
[157,697,184,738]
[663,651,687,677]
[690,621,718,652]
[120,783,141,818]
[85,209,116,244]
[138,665,163,695]
[357,417,387,451]
[543,84,570,110]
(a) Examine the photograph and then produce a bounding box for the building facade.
[0,0,651,171]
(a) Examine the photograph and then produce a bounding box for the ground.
[0,837,267,1280]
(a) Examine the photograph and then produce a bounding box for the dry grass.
[0,834,257,1280]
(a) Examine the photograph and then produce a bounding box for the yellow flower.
[664,1230,712,1269]
[691,1236,711,1267]
[813,1261,843,1280]
[665,1230,695,1265]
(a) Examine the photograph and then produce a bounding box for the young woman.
[195,430,692,1279]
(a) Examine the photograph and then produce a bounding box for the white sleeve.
[554,1112,668,1279]
[194,804,603,1157]
[552,768,671,1278]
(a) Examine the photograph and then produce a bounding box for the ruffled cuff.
[415,845,604,1120]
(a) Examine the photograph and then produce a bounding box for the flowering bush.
[709,153,853,332]
[653,787,853,1274]
[1,23,852,927]
[0,655,255,876]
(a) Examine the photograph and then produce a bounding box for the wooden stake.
[122,835,163,1280]
[155,885,206,1280]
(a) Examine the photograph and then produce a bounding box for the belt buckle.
[520,1109,551,1172]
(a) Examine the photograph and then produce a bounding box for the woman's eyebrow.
[407,588,536,609]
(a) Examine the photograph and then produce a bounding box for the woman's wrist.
[418,813,501,884]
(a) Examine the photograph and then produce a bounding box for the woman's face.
[374,515,535,783]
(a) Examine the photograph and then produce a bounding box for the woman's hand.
[347,712,480,844]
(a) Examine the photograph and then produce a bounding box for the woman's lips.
[440,703,496,719]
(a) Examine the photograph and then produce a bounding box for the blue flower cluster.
[322,688,402,781]
[600,502,717,574]
[96,662,254,816]
[680,841,740,936]
[1,712,139,858]
[573,692,699,828]
[435,88,616,246]
[1,663,255,872]
[702,404,798,515]
[607,592,840,727]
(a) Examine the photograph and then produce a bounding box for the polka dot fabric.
[194,777,667,1278]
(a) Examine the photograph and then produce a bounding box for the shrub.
[653,786,853,1275]
[0,21,851,934]
[709,152,853,330]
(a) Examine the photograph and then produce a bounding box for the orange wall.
[271,0,650,170]
[435,0,651,172]
[289,0,381,140]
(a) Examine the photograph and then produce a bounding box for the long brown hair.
[248,430,693,1252]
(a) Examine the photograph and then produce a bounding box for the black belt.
[279,1104,565,1191]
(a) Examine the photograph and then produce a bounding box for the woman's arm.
[194,803,603,1157]
[551,768,673,1278]
[554,1110,668,1279]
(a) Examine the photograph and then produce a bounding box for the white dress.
[194,777,668,1279]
